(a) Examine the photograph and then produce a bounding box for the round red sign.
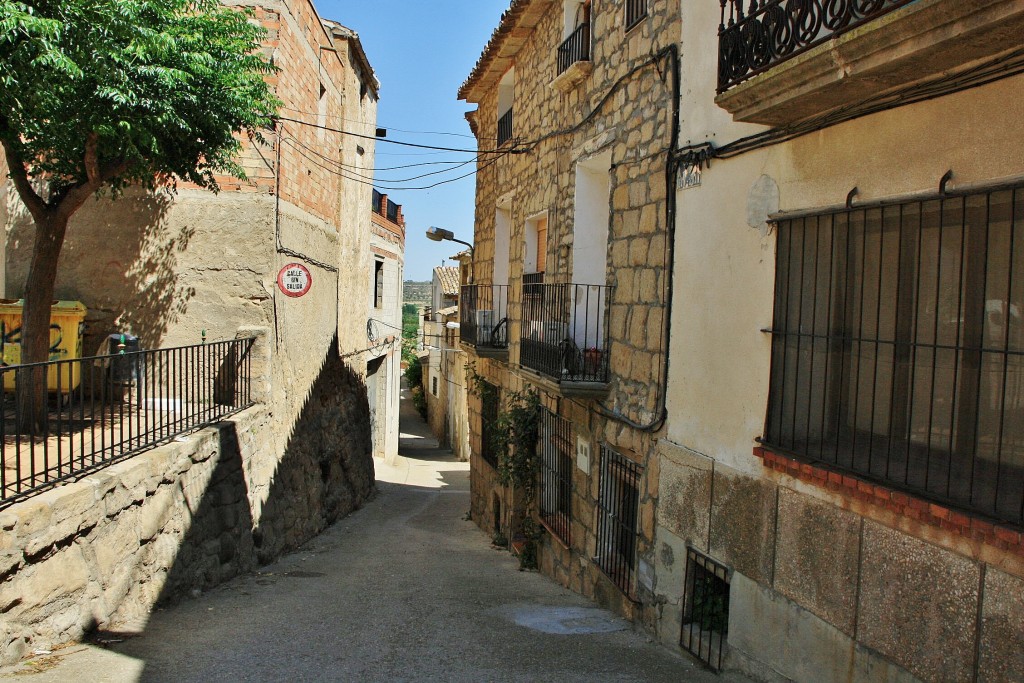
[277,263,313,297]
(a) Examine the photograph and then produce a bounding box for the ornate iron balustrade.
[497,108,514,146]
[718,0,916,93]
[519,282,612,383]
[557,21,591,75]
[460,284,510,351]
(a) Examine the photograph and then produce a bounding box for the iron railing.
[460,284,510,351]
[539,409,573,545]
[1,337,255,505]
[765,182,1024,526]
[595,445,641,596]
[497,107,514,147]
[717,0,916,93]
[520,282,612,383]
[681,548,730,671]
[480,381,500,470]
[557,21,591,75]
[625,0,648,30]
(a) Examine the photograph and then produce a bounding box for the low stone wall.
[0,347,374,665]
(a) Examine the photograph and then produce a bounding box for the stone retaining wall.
[0,344,373,665]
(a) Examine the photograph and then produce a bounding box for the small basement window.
[680,548,730,671]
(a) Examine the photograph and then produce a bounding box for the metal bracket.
[846,187,859,209]
[939,170,954,197]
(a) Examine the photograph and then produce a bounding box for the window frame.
[539,409,574,545]
[595,444,642,596]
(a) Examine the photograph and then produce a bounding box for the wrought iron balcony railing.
[497,108,514,146]
[557,21,591,75]
[519,283,612,383]
[460,284,510,351]
[717,0,916,93]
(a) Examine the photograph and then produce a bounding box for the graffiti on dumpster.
[0,322,67,367]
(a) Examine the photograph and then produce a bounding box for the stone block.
[3,544,90,617]
[858,521,980,683]
[655,440,712,552]
[773,488,861,635]
[709,468,777,584]
[978,567,1024,682]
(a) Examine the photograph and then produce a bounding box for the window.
[497,68,515,146]
[558,1,592,75]
[765,183,1024,525]
[681,549,730,672]
[624,0,647,31]
[539,409,573,544]
[595,445,641,595]
[374,259,384,308]
[480,382,500,469]
[432,375,438,397]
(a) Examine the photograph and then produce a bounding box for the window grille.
[432,375,438,397]
[765,183,1024,526]
[374,260,384,309]
[480,381,500,470]
[625,0,647,30]
[539,409,574,544]
[497,108,514,147]
[680,548,730,671]
[595,445,642,595]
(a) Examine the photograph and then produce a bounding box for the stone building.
[367,190,406,462]
[458,0,680,622]
[461,1,1024,682]
[651,2,1024,682]
[424,264,470,460]
[0,0,383,661]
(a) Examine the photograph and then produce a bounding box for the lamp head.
[426,226,455,242]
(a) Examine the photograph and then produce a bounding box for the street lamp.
[425,226,474,255]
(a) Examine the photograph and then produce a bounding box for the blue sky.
[318,1,509,281]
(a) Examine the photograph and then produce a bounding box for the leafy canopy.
[0,0,279,196]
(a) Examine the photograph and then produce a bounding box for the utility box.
[107,333,142,384]
[0,299,87,393]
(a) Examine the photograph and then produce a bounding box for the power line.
[283,134,479,182]
[278,106,483,140]
[276,115,514,154]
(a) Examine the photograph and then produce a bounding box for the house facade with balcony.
[458,0,681,621]
[649,1,1024,680]
[367,190,406,462]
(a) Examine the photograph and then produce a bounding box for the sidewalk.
[1,390,748,682]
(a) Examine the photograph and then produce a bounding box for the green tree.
[0,0,278,426]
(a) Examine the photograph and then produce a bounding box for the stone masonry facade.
[460,0,679,621]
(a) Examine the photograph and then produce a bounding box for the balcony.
[460,284,510,358]
[519,282,612,398]
[553,22,592,92]
[497,108,514,146]
[715,0,1024,126]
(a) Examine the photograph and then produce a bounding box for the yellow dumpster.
[0,300,87,393]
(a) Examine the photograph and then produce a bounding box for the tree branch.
[0,139,49,223]
[53,134,130,220]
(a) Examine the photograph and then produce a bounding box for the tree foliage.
[0,0,279,199]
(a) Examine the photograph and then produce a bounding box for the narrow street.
[1,389,746,682]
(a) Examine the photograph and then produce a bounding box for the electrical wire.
[277,105,484,140]
[276,115,517,154]
[283,134,480,182]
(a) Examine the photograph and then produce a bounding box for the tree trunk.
[16,212,69,433]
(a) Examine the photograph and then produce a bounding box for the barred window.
[480,382,500,470]
[596,445,642,595]
[766,183,1024,525]
[624,0,647,30]
[539,409,573,544]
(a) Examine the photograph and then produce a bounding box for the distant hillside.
[403,280,432,306]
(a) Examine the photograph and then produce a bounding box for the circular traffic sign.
[277,263,313,297]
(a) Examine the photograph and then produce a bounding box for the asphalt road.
[1,390,749,682]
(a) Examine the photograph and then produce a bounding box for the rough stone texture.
[773,488,861,636]
[858,521,980,683]
[655,440,713,552]
[709,468,778,585]
[978,567,1024,682]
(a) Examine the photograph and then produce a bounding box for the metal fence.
[717,0,915,92]
[520,282,612,383]
[764,182,1024,526]
[681,548,730,671]
[557,21,591,75]
[497,108,514,147]
[460,284,510,350]
[595,445,641,596]
[1,337,256,505]
[539,409,573,545]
